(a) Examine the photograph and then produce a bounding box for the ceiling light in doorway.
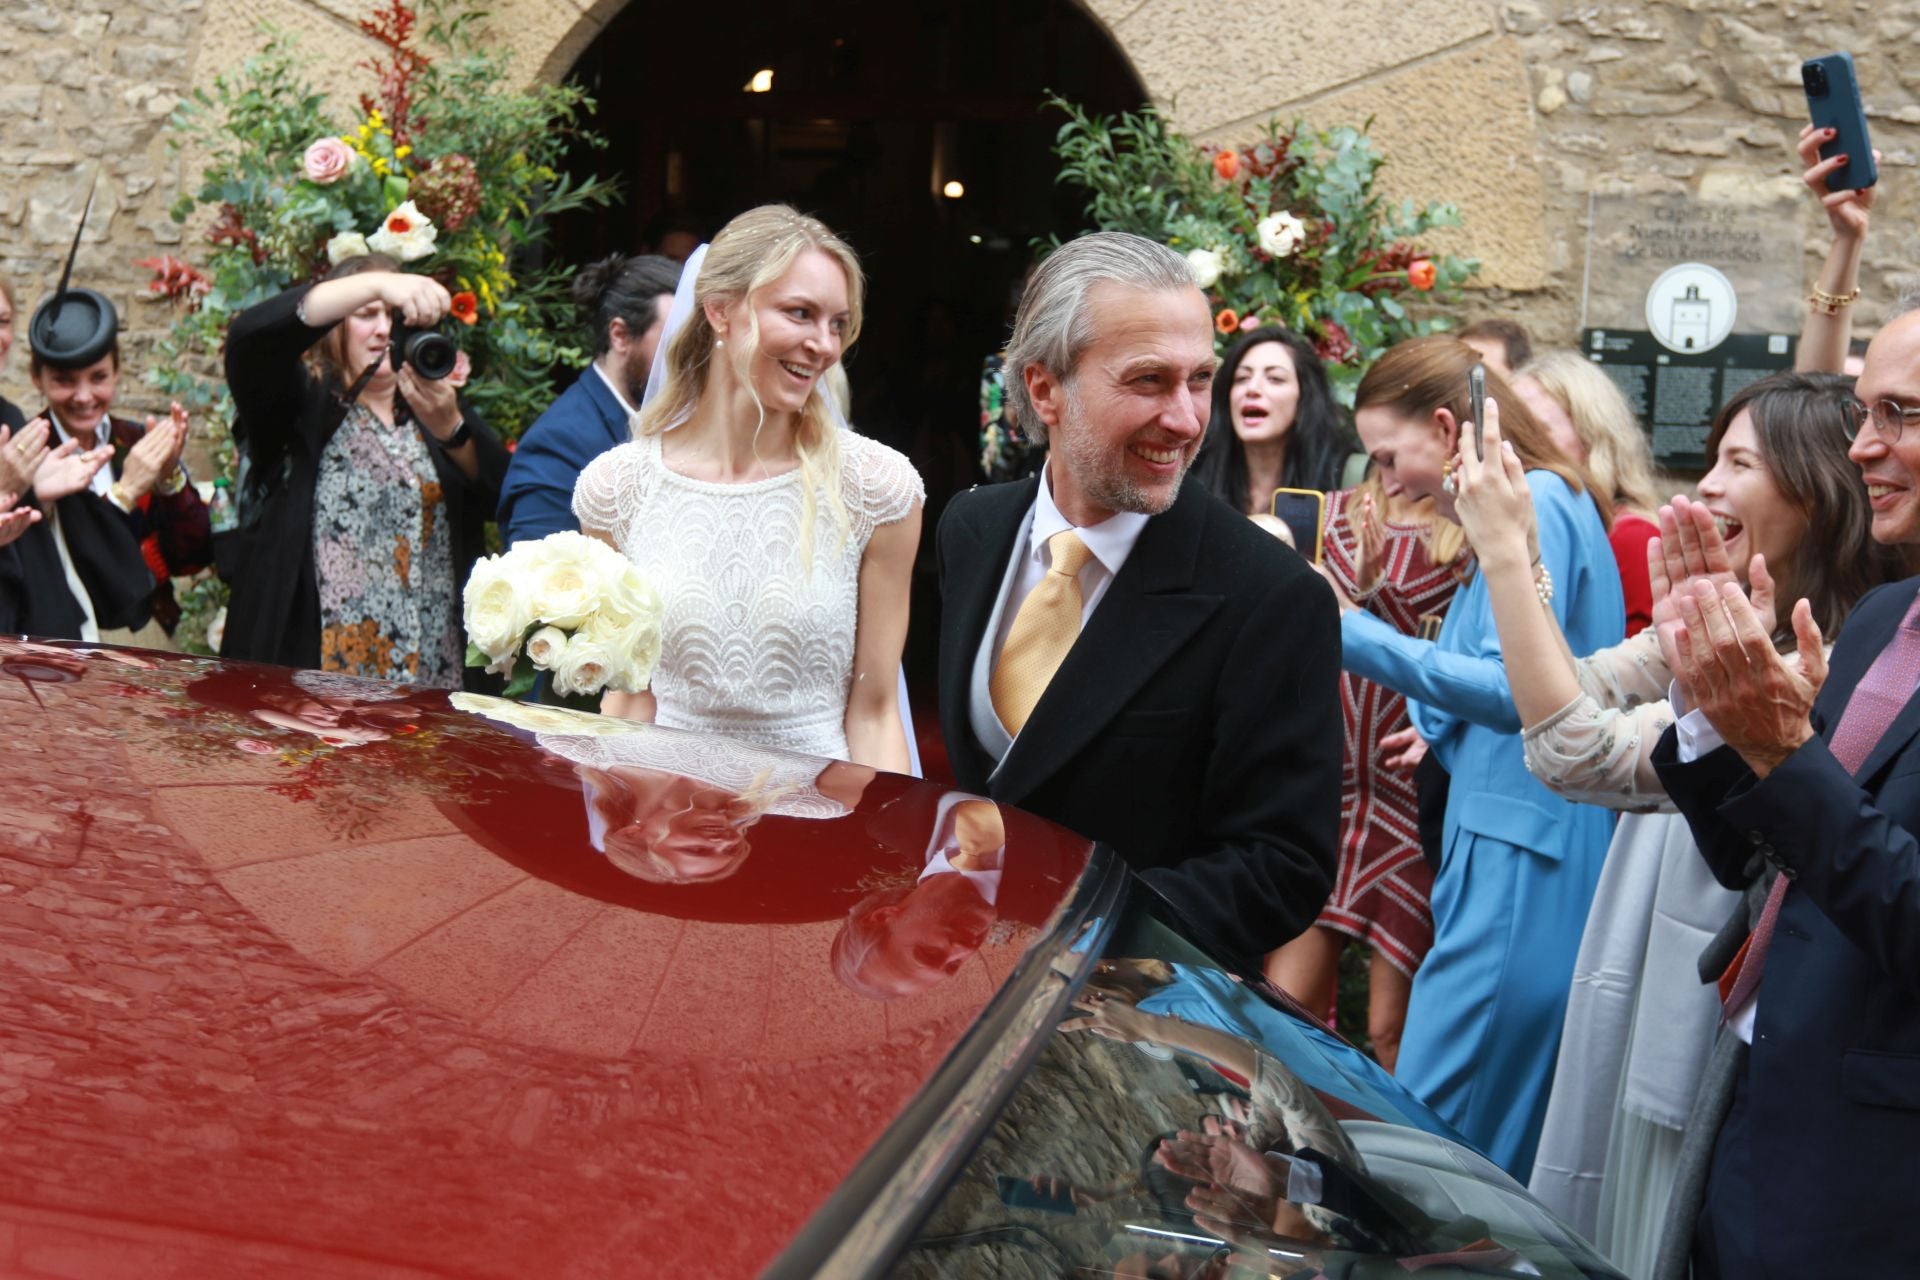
[968,234,982,244]
[746,68,774,93]
[942,180,965,199]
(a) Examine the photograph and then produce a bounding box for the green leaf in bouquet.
[501,657,537,701]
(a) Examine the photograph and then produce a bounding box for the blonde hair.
[1518,350,1660,520]
[1355,469,1467,568]
[636,205,864,566]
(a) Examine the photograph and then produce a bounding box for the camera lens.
[1803,62,1828,95]
[404,330,459,381]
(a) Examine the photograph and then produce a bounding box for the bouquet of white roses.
[462,532,662,699]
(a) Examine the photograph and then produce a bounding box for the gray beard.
[1054,394,1189,516]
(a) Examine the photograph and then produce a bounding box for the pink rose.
[303,137,354,185]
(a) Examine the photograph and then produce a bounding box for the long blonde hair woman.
[1512,350,1661,634]
[575,205,925,770]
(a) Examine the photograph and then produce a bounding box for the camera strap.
[341,356,383,407]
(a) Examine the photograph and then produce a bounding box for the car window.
[890,885,1623,1279]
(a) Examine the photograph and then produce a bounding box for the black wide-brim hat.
[29,288,118,368]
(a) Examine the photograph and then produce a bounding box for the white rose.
[1257,212,1307,259]
[462,556,532,671]
[1186,247,1224,290]
[325,231,372,267]
[365,200,439,263]
[550,632,617,698]
[521,531,607,630]
[206,606,227,654]
[524,625,569,671]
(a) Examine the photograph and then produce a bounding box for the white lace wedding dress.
[573,430,923,760]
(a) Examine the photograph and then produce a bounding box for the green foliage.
[1047,97,1478,403]
[149,3,614,473]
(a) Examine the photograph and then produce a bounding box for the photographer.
[219,255,507,687]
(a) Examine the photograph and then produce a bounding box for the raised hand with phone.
[1795,54,1882,374]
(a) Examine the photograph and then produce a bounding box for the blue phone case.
[1804,53,1877,192]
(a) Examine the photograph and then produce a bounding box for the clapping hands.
[120,402,190,502]
[32,429,115,504]
[1651,495,1824,778]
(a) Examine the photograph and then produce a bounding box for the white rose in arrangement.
[579,599,660,694]
[463,558,532,671]
[524,625,569,669]
[325,231,372,267]
[549,631,618,699]
[1186,247,1224,290]
[520,531,608,630]
[365,201,439,263]
[1257,211,1307,259]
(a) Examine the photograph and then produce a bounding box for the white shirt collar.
[590,361,639,418]
[1027,459,1150,576]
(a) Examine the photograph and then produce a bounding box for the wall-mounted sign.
[1582,328,1796,471]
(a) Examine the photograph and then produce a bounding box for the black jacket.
[937,476,1341,970]
[1653,575,1920,1277]
[218,285,507,675]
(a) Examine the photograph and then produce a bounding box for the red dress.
[1314,488,1462,976]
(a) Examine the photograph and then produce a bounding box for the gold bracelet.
[1809,284,1861,315]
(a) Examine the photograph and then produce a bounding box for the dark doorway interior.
[550,0,1146,725]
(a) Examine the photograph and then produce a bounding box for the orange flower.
[1215,308,1240,334]
[1408,259,1437,291]
[450,291,479,325]
[1213,149,1241,181]
[386,211,414,234]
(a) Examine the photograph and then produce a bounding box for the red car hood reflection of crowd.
[0,644,1093,1278]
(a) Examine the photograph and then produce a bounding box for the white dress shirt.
[44,411,111,641]
[967,462,1151,768]
[590,362,640,421]
[1668,678,1756,1044]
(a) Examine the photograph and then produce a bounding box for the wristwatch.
[157,467,186,496]
[442,418,473,449]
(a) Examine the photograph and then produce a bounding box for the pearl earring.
[714,337,725,348]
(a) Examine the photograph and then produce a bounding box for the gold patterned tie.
[991,530,1096,736]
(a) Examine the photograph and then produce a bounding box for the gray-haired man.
[935,231,1340,969]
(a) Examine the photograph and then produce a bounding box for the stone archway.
[185,0,1548,291]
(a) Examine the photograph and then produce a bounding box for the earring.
[1441,456,1457,496]
[714,337,725,348]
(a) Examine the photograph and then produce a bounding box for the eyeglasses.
[1842,395,1920,443]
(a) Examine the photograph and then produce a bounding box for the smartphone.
[1467,363,1487,462]
[1270,487,1327,563]
[995,1174,1078,1215]
[1804,53,1878,192]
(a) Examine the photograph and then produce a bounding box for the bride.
[573,205,924,771]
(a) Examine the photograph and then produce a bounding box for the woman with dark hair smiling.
[1449,371,1909,1271]
[1194,326,1355,515]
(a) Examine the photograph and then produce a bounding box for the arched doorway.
[549,0,1146,708]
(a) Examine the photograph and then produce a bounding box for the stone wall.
[2,0,1916,417]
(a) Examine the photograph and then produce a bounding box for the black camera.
[1802,60,1829,96]
[388,322,459,381]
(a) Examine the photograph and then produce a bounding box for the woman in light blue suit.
[1325,336,1623,1182]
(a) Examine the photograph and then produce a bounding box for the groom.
[936,231,1340,970]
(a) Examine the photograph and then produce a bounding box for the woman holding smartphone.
[1325,335,1622,1181]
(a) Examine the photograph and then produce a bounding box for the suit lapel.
[991,487,1223,807]
[1839,580,1920,783]
[578,369,632,451]
[939,479,1037,788]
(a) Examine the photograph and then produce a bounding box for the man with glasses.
[1649,311,1920,1277]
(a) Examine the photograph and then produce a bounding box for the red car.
[0,642,1623,1279]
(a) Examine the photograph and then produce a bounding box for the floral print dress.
[313,403,460,687]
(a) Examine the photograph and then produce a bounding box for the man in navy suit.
[1652,311,1920,1277]
[498,254,679,546]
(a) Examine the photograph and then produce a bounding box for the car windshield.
[890,883,1623,1279]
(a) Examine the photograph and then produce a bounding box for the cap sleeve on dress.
[572,445,630,537]
[854,435,925,529]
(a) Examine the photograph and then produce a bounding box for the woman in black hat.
[218,255,506,687]
[22,283,211,639]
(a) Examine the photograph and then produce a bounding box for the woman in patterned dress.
[220,255,508,685]
[574,206,924,770]
[1265,476,1463,1071]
